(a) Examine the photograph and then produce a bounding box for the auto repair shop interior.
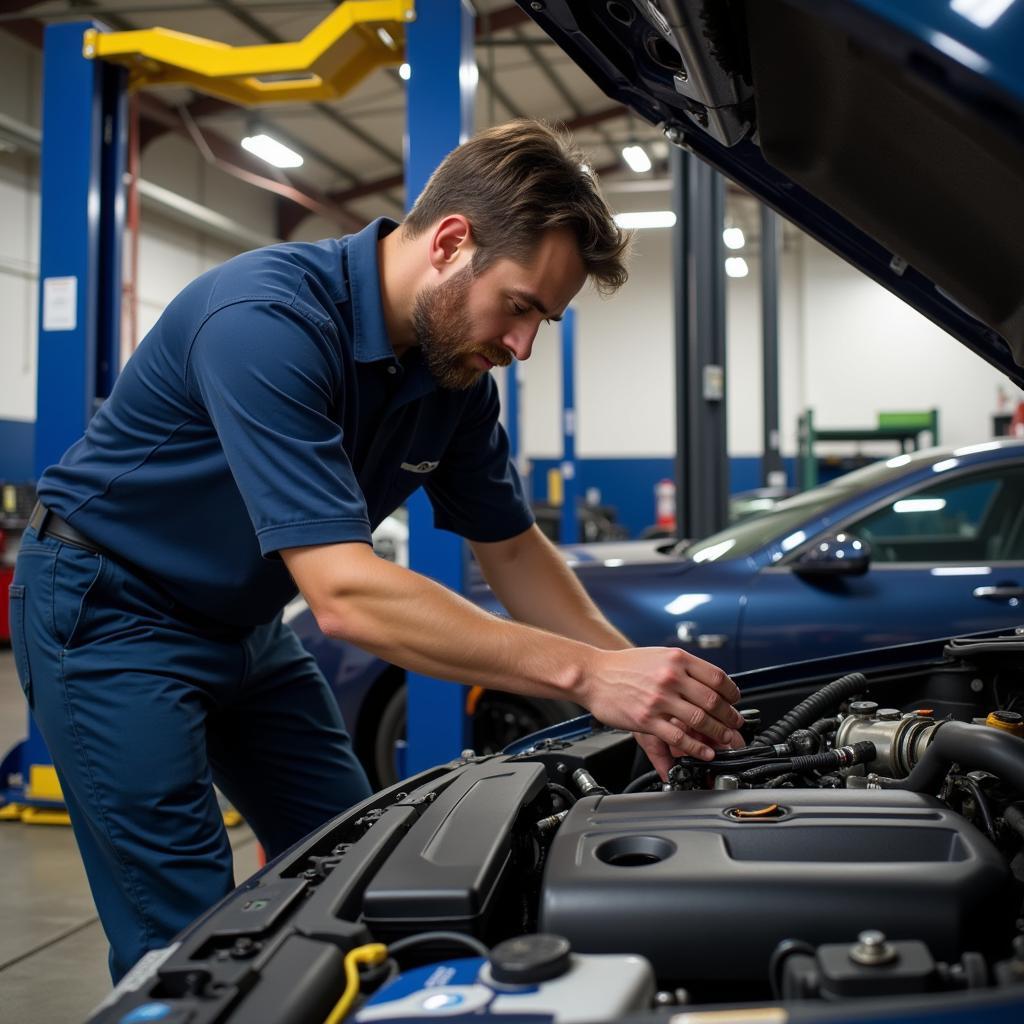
[2,2,1024,1023]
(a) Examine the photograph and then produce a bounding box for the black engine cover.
[540,789,1011,984]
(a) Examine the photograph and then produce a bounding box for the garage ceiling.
[3,0,682,237]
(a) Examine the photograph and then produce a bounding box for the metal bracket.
[83,0,415,106]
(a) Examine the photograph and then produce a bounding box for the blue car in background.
[294,438,1024,784]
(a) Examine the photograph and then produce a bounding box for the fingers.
[678,652,742,705]
[634,732,674,781]
[648,716,716,760]
[658,689,739,749]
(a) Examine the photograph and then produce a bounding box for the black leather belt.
[29,503,107,558]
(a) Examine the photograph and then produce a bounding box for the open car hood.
[517,0,1024,386]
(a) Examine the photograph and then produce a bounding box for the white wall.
[519,206,1014,462]
[0,33,42,423]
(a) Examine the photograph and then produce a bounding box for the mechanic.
[10,119,744,981]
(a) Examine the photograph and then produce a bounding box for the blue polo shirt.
[38,218,533,627]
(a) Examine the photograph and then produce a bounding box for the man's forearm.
[282,541,743,759]
[287,542,596,701]
[471,525,632,651]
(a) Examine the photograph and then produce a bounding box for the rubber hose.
[546,782,577,808]
[752,673,867,747]
[623,769,660,794]
[740,741,875,783]
[878,721,1024,794]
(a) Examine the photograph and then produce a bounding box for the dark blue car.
[294,438,1024,784]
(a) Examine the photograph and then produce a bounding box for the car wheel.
[371,685,582,789]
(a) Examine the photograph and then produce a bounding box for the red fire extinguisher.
[655,478,676,532]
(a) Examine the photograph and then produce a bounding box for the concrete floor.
[0,648,260,1024]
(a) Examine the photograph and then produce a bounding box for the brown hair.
[403,119,630,295]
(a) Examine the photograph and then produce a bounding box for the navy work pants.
[9,528,372,981]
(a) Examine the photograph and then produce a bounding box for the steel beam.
[403,0,475,776]
[35,21,126,474]
[671,146,728,540]
[761,204,785,486]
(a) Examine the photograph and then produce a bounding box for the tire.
[370,684,582,789]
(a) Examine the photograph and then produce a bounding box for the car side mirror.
[793,532,871,577]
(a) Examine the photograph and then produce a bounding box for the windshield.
[674,454,927,563]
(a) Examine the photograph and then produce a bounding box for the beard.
[411,265,511,390]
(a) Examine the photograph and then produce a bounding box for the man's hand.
[283,541,742,780]
[577,647,744,769]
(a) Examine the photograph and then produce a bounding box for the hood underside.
[519,0,1024,385]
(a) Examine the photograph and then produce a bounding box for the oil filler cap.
[489,934,572,984]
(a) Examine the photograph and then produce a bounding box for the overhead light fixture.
[621,144,652,173]
[951,0,1014,29]
[241,133,304,169]
[399,62,411,80]
[722,226,745,250]
[724,256,749,278]
[376,27,397,48]
[613,210,676,229]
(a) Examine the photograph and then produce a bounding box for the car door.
[738,462,1024,670]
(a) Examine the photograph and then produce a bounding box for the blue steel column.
[403,0,475,775]
[3,21,126,813]
[560,308,578,544]
[35,21,126,474]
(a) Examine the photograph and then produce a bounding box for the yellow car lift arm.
[83,0,415,106]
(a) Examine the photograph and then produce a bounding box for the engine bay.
[90,631,1024,1022]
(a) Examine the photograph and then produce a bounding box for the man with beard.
[12,120,744,981]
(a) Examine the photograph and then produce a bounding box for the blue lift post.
[1,21,126,821]
[560,308,578,544]
[402,0,477,776]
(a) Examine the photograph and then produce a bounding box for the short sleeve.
[185,297,373,555]
[424,376,535,542]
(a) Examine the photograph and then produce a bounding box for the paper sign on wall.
[42,276,78,331]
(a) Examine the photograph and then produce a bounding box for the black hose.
[957,776,996,841]
[623,769,660,794]
[878,721,1024,794]
[740,741,875,784]
[546,782,577,809]
[809,716,839,736]
[752,673,868,747]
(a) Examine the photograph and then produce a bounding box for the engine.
[88,632,1024,1023]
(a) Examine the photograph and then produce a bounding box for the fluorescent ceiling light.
[724,256,749,278]
[613,210,676,229]
[951,0,1014,29]
[399,62,411,80]
[722,226,745,250]
[241,133,303,169]
[622,144,652,173]
[894,498,947,514]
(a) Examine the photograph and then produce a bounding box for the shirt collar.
[348,216,401,364]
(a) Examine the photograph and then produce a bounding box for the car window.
[678,488,856,562]
[848,466,1024,563]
